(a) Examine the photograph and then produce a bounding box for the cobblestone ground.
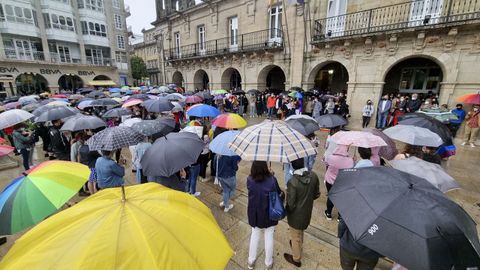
[1,117,479,269]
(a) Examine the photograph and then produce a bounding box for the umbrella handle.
[121,185,126,202]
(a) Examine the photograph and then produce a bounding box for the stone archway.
[58,74,84,91]
[307,61,349,94]
[172,71,183,87]
[15,73,49,95]
[257,65,286,92]
[193,69,209,90]
[221,68,242,90]
[93,75,111,81]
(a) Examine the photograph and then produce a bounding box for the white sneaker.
[461,142,467,146]
[193,192,201,197]
[219,201,224,207]
[470,143,476,148]
[224,204,234,212]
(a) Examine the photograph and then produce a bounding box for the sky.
[125,0,204,34]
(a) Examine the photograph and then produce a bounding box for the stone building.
[0,0,131,97]
[130,27,162,86]
[150,0,480,126]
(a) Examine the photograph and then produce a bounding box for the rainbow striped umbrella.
[212,113,247,129]
[457,92,480,104]
[0,161,90,235]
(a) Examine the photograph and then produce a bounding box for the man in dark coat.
[284,158,320,267]
[406,93,421,113]
[48,120,70,160]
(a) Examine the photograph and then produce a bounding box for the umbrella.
[85,91,106,99]
[120,85,130,91]
[21,102,41,112]
[331,131,387,148]
[181,126,203,138]
[286,117,320,136]
[143,99,174,113]
[185,95,203,104]
[0,161,89,235]
[329,166,480,270]
[363,128,398,160]
[0,145,15,157]
[36,106,78,122]
[122,99,143,108]
[212,113,247,129]
[90,98,119,107]
[60,115,106,132]
[132,119,174,137]
[229,120,317,163]
[211,89,228,95]
[418,109,458,123]
[45,100,69,107]
[51,94,67,99]
[141,132,204,177]
[390,157,460,193]
[158,86,170,93]
[315,114,347,128]
[213,95,225,100]
[247,89,260,95]
[457,92,480,104]
[187,104,220,118]
[232,90,245,95]
[0,109,34,129]
[78,88,94,94]
[0,183,233,270]
[3,102,21,110]
[18,95,39,105]
[165,93,185,101]
[129,94,150,100]
[171,102,184,112]
[209,130,240,156]
[102,108,131,118]
[195,91,212,99]
[109,87,121,93]
[67,94,84,100]
[383,125,444,147]
[398,113,452,144]
[87,126,144,151]
[120,117,143,127]
[77,100,94,110]
[152,117,176,139]
[147,88,161,94]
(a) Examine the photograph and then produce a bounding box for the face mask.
[412,97,417,100]
[456,107,462,110]
[367,102,372,105]
[474,108,479,112]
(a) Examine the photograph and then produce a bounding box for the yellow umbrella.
[0,183,234,270]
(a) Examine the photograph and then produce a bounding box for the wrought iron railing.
[167,28,283,61]
[313,0,480,42]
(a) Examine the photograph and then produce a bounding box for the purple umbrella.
[213,95,225,100]
[185,95,203,104]
[363,128,398,160]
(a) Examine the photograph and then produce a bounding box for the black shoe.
[0,237,6,246]
[44,153,49,158]
[284,253,301,267]
[14,152,20,156]
[78,190,90,197]
[324,210,332,221]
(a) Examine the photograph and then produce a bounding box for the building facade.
[150,0,480,127]
[0,0,131,97]
[130,27,162,86]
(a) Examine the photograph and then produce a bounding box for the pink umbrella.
[4,102,21,110]
[0,145,15,157]
[331,131,387,148]
[363,128,398,160]
[122,99,143,108]
[185,95,203,104]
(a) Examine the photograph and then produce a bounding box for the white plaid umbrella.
[229,120,317,163]
[87,126,144,151]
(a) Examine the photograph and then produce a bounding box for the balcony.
[86,56,113,67]
[4,49,45,61]
[312,0,480,43]
[167,28,283,61]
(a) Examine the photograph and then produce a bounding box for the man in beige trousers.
[462,105,480,147]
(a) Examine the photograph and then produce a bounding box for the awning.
[88,80,116,86]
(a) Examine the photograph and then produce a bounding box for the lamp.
[423,15,431,25]
[328,69,334,75]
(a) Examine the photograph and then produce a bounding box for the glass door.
[409,0,444,26]
[229,17,238,51]
[15,40,33,60]
[325,0,347,37]
[269,6,282,43]
[198,25,206,55]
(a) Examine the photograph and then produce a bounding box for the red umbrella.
[52,94,68,99]
[457,92,480,104]
[0,145,15,157]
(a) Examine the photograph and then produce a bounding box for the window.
[52,0,71,4]
[399,67,442,93]
[47,14,75,31]
[197,25,205,52]
[269,6,282,40]
[57,45,71,63]
[0,5,4,21]
[82,21,107,36]
[228,17,238,47]
[114,14,122,29]
[79,0,104,12]
[174,32,180,56]
[117,35,125,49]
[3,5,34,25]
[81,21,88,34]
[115,51,127,63]
[113,0,120,8]
[86,48,104,65]
[3,39,42,61]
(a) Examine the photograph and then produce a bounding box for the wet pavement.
[1,116,479,269]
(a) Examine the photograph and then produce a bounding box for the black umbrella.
[143,99,174,113]
[60,115,106,131]
[232,90,245,95]
[330,167,480,270]
[78,88,95,94]
[102,108,131,118]
[285,116,320,136]
[315,114,347,128]
[35,106,78,122]
[86,91,106,99]
[86,126,144,151]
[141,132,204,177]
[128,94,150,100]
[289,87,304,92]
[194,91,212,99]
[153,117,176,138]
[90,98,120,107]
[132,118,175,137]
[398,113,452,144]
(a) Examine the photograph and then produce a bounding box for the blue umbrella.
[109,88,121,93]
[209,131,240,156]
[77,100,94,110]
[187,104,220,118]
[295,92,303,99]
[110,93,121,97]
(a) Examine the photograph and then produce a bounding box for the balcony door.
[409,0,444,26]
[269,6,282,44]
[325,0,347,37]
[14,40,33,60]
[198,25,206,55]
[174,32,181,58]
[229,17,238,52]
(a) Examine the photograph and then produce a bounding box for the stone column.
[347,82,384,129]
[438,82,457,107]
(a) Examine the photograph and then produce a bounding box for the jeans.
[187,164,200,194]
[248,226,275,267]
[267,107,274,118]
[20,149,30,170]
[304,155,316,171]
[136,169,147,184]
[283,163,293,185]
[340,248,379,270]
[218,176,236,207]
[376,112,388,129]
[249,105,256,117]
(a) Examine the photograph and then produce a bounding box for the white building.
[0,0,131,97]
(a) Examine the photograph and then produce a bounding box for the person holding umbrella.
[12,123,34,170]
[78,133,101,194]
[95,150,126,189]
[133,137,152,184]
[48,120,70,161]
[462,104,480,147]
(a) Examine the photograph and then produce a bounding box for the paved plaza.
[1,117,479,269]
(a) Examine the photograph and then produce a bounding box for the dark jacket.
[48,126,70,160]
[406,99,421,112]
[338,219,381,260]
[247,175,280,229]
[79,144,101,168]
[286,171,320,230]
[216,155,241,178]
[148,173,185,192]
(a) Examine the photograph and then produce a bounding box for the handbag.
[268,178,286,221]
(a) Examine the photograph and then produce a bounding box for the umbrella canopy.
[329,166,480,270]
[90,98,120,107]
[185,95,203,104]
[67,94,84,100]
[151,117,176,139]
[36,106,78,122]
[209,130,240,156]
[3,102,21,110]
[0,145,15,157]
[0,161,89,235]
[363,128,398,160]
[331,131,387,148]
[383,125,444,147]
[85,91,106,99]
[45,100,69,107]
[195,91,212,99]
[187,104,220,118]
[229,120,317,163]
[232,90,245,95]
[132,119,174,137]
[60,115,106,132]
[0,109,34,129]
[390,157,460,193]
[120,117,142,128]
[102,108,132,118]
[158,85,170,93]
[247,89,260,95]
[212,113,247,129]
[122,98,143,108]
[141,132,204,177]
[77,100,94,110]
[0,183,233,270]
[143,99,174,113]
[418,109,458,123]
[109,87,121,93]
[165,93,185,101]
[171,101,184,112]
[128,94,150,100]
[181,126,203,138]
[18,95,39,105]
[211,89,228,95]
[398,113,452,144]
[457,92,480,104]
[315,114,347,128]
[87,126,144,151]
[286,117,320,136]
